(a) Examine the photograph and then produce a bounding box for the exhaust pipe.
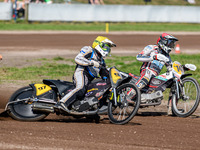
[55,103,99,116]
[32,102,55,113]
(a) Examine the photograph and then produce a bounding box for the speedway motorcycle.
[129,60,200,117]
[5,66,141,125]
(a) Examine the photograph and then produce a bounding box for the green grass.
[0,57,75,84]
[1,21,200,31]
[0,54,200,85]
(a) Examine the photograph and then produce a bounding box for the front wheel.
[172,77,200,117]
[108,83,141,125]
[7,86,49,121]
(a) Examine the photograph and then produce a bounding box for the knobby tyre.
[7,86,48,121]
[108,83,141,125]
[172,77,200,117]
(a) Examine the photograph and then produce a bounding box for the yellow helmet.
[92,36,116,57]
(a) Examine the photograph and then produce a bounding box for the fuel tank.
[85,78,110,98]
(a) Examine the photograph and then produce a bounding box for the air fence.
[1,3,200,23]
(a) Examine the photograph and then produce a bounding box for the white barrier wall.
[29,4,200,23]
[0,2,13,20]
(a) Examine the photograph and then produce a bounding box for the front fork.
[113,88,118,106]
[167,79,180,115]
[110,88,122,106]
[175,78,180,99]
[109,88,118,106]
[168,78,185,106]
[173,78,184,99]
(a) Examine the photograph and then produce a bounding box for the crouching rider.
[54,36,116,112]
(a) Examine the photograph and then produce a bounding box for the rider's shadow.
[137,111,168,116]
[0,111,142,125]
[42,115,142,126]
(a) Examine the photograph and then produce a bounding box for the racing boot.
[136,79,148,103]
[167,105,172,116]
[167,98,173,116]
[136,78,148,90]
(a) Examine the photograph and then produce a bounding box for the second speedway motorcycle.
[5,66,141,125]
[129,61,200,117]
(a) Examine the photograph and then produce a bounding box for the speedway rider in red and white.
[136,33,178,91]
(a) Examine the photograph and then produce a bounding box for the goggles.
[167,40,175,48]
[101,43,111,53]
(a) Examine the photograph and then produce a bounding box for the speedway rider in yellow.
[54,36,116,112]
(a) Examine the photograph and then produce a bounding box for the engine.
[141,90,163,106]
[72,97,99,112]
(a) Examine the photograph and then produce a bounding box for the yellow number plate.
[111,68,122,84]
[173,62,183,75]
[34,84,52,96]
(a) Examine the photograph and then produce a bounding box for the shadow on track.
[41,116,142,126]
[0,110,9,117]
[0,110,142,125]
[137,111,167,117]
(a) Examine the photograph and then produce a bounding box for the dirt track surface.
[0,31,200,150]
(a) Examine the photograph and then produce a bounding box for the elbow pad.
[137,54,153,62]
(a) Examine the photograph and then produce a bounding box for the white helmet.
[92,36,116,57]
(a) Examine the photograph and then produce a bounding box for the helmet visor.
[101,43,111,54]
[167,40,175,48]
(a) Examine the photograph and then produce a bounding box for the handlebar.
[165,61,172,66]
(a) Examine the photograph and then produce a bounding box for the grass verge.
[1,21,200,31]
[0,54,199,85]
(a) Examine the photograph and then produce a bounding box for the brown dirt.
[0,31,200,150]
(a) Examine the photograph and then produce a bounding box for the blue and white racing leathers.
[60,46,108,107]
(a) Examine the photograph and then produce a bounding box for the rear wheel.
[108,83,141,125]
[172,77,200,117]
[7,86,48,121]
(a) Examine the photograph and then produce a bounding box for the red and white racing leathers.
[136,45,171,89]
